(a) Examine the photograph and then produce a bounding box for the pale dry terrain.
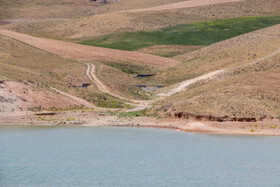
[0,81,80,112]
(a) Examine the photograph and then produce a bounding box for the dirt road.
[158,70,225,97]
[0,29,180,69]
[119,0,243,13]
[86,63,128,100]
[159,45,280,96]
[86,63,151,111]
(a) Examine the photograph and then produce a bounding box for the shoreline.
[1,111,280,136]
[2,122,280,136]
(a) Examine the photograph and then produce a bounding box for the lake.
[1,126,280,186]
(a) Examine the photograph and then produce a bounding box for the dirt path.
[0,29,180,69]
[86,63,128,100]
[118,0,243,13]
[50,87,97,109]
[86,63,151,111]
[159,45,280,96]
[158,70,225,97]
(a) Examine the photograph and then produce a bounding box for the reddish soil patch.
[0,80,80,112]
[174,112,259,122]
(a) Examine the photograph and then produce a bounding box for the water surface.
[1,126,280,186]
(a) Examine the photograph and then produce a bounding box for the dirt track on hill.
[86,63,128,100]
[0,29,180,69]
[158,70,225,97]
[119,0,243,13]
[86,63,151,110]
[160,45,280,96]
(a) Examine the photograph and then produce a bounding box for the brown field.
[0,29,180,69]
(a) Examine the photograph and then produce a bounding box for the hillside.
[2,0,279,40]
[0,0,279,133]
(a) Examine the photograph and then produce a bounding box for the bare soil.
[0,80,80,112]
[0,29,180,69]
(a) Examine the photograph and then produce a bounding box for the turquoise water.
[1,126,280,186]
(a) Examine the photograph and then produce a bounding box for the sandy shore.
[1,111,280,136]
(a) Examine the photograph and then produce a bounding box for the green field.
[79,16,280,51]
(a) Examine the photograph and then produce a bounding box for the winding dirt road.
[0,29,180,69]
[86,63,151,111]
[51,45,280,111]
[119,0,243,13]
[86,63,128,100]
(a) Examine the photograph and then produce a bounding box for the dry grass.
[158,54,280,118]
[0,35,87,86]
[94,63,151,100]
[5,0,279,40]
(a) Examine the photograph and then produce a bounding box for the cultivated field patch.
[79,16,280,51]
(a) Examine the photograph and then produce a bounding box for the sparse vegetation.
[119,110,147,117]
[82,92,126,108]
[102,60,152,74]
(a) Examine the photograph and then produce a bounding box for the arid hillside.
[2,0,279,40]
[0,0,279,123]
